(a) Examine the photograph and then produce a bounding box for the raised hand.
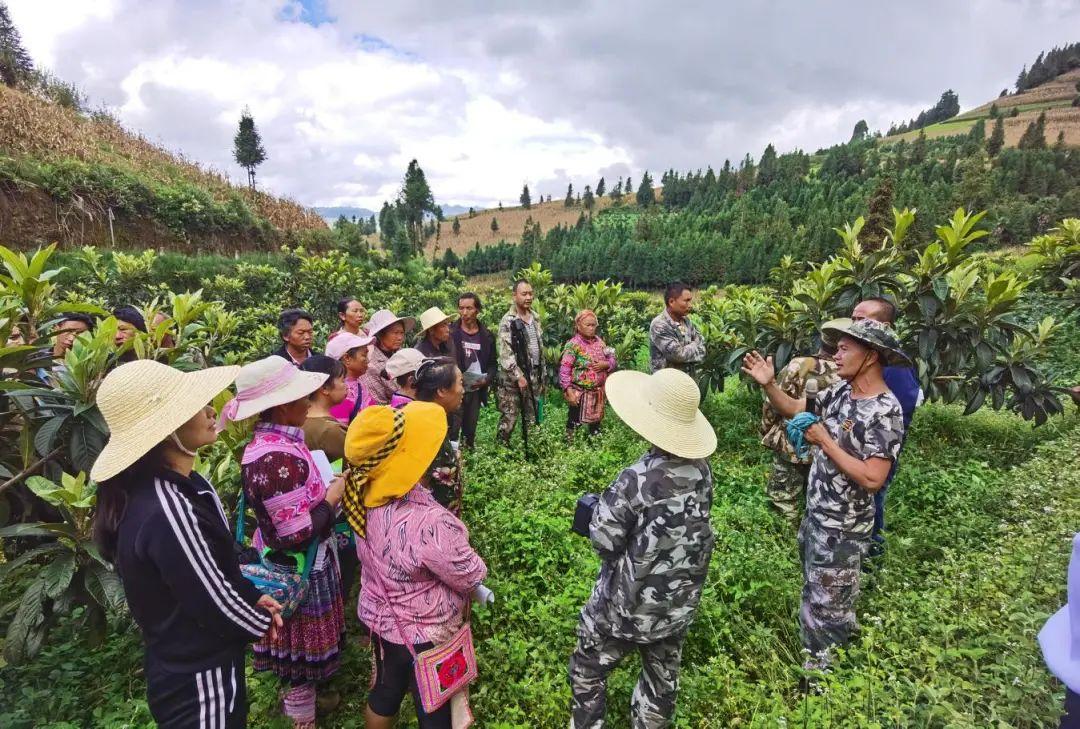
[740,350,776,387]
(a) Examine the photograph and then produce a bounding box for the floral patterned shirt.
[559,334,617,391]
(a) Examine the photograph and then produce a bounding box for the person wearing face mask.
[91,360,284,728]
[741,319,908,672]
[219,357,349,728]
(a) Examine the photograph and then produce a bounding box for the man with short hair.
[649,282,705,374]
[851,297,922,555]
[272,308,319,366]
[742,319,907,670]
[496,280,544,446]
[450,292,496,449]
[758,323,843,525]
[51,313,94,360]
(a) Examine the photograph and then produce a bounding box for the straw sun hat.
[417,306,452,335]
[605,368,717,459]
[91,360,240,482]
[216,356,327,429]
[367,309,416,339]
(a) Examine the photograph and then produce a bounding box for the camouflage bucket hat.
[819,317,852,348]
[820,318,911,366]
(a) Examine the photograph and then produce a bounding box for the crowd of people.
[13,277,1059,728]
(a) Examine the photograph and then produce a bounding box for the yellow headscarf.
[342,401,448,537]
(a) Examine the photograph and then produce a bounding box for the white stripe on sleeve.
[155,479,269,637]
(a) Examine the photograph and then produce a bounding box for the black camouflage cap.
[821,318,911,366]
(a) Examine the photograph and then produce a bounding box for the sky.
[7,0,1079,211]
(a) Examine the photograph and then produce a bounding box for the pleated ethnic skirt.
[253,549,346,685]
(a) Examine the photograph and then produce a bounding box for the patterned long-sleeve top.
[240,423,333,552]
[648,310,705,373]
[357,486,487,646]
[581,449,714,642]
[360,345,398,405]
[760,355,840,463]
[559,333,616,391]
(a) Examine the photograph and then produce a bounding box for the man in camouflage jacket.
[569,449,714,728]
[759,340,841,524]
[648,283,705,374]
[742,319,907,671]
[495,280,544,445]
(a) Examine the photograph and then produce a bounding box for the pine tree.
[850,120,869,142]
[986,116,1006,156]
[864,176,893,249]
[490,216,499,234]
[397,159,437,256]
[596,177,606,197]
[564,183,574,208]
[625,176,633,194]
[582,184,595,211]
[1054,130,1067,151]
[1017,112,1047,150]
[988,103,999,119]
[452,217,461,235]
[0,3,33,87]
[757,144,779,186]
[468,207,476,218]
[233,109,267,190]
[967,119,986,143]
[519,184,531,209]
[636,171,655,206]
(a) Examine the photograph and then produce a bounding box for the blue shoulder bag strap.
[234,488,321,579]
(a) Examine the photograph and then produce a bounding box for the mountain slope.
[885,68,1080,146]
[0,83,326,252]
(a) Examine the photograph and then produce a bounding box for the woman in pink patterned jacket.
[559,309,617,440]
[343,401,488,729]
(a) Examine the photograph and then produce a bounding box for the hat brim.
[91,365,240,482]
[366,403,448,499]
[230,370,328,421]
[370,316,417,338]
[821,325,912,366]
[419,316,452,335]
[605,370,717,459]
[1040,606,1080,692]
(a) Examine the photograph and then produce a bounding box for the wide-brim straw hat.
[417,306,452,335]
[91,360,240,482]
[217,356,327,427]
[367,309,416,339]
[344,401,448,503]
[605,368,717,459]
[326,331,373,361]
[821,318,911,366]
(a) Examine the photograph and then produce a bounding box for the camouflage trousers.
[569,627,686,729]
[496,380,540,442]
[798,517,871,670]
[766,455,809,524]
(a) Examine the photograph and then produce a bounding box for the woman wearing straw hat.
[219,356,349,728]
[92,360,284,729]
[568,367,716,729]
[361,309,416,405]
[341,401,488,728]
[558,309,617,441]
[416,306,458,361]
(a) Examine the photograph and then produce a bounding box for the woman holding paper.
[219,356,348,729]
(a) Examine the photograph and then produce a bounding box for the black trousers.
[453,390,483,448]
[368,634,451,728]
[1063,688,1080,729]
[146,651,247,728]
[567,403,600,437]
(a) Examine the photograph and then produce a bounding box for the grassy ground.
[1,384,1077,727]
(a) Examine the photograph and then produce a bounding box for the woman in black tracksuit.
[91,360,281,728]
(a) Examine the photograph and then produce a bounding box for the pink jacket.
[356,486,487,646]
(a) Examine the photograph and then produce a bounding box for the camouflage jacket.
[760,356,841,463]
[806,381,905,536]
[648,310,706,374]
[496,306,543,385]
[581,449,714,642]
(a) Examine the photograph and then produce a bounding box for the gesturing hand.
[257,594,285,639]
[740,350,776,387]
